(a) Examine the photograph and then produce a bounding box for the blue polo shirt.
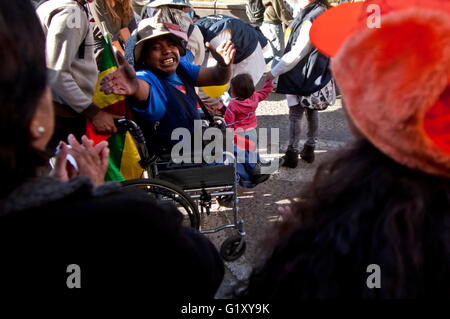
[132,61,201,123]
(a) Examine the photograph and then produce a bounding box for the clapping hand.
[51,135,109,186]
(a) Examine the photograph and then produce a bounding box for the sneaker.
[255,159,282,174]
[251,173,270,185]
[249,162,272,185]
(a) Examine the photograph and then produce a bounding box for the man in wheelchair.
[101,19,275,188]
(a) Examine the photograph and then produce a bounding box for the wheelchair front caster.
[220,235,246,262]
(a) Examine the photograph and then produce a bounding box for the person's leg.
[270,24,283,68]
[261,22,282,67]
[288,105,304,152]
[233,145,275,187]
[305,108,318,147]
[260,23,273,56]
[236,128,258,147]
[234,145,257,169]
[234,146,256,187]
[282,105,304,168]
[274,23,284,65]
[300,108,318,163]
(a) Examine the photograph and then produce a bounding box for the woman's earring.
[37,126,46,134]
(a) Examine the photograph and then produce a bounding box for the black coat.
[276,4,332,96]
[0,177,224,300]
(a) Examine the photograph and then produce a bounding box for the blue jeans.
[234,146,260,188]
[236,128,258,146]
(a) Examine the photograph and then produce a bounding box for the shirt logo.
[175,85,187,94]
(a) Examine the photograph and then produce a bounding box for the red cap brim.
[311,0,450,58]
[310,2,366,57]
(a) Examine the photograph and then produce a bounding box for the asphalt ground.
[197,93,355,298]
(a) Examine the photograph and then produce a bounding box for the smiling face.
[142,35,181,75]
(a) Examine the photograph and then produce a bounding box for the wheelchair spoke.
[121,179,200,229]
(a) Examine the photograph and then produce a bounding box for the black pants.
[48,115,86,153]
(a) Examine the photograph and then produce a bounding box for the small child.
[225,73,273,145]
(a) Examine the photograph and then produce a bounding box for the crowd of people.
[1,0,449,301]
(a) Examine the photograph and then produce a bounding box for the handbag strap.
[195,92,216,124]
[176,69,216,124]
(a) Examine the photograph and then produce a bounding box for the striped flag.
[86,35,143,181]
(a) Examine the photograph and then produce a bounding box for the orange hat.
[311,0,450,177]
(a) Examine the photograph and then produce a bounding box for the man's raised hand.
[100,52,139,96]
[206,40,236,67]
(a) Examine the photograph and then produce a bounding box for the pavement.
[198,93,355,298]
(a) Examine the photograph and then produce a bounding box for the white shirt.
[271,20,313,106]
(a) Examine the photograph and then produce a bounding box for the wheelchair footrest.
[157,165,235,189]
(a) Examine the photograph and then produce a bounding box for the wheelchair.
[115,118,246,262]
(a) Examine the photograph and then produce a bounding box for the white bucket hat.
[133,19,188,63]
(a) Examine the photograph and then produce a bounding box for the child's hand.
[265,72,275,83]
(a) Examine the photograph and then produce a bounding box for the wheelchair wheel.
[122,179,200,229]
[220,235,246,262]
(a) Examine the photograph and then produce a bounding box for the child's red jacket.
[225,80,274,131]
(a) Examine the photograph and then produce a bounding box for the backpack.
[246,0,265,24]
[276,4,332,96]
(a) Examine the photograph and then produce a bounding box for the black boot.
[249,161,271,185]
[300,144,315,163]
[281,149,299,168]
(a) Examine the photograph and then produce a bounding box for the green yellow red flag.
[86,35,143,181]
